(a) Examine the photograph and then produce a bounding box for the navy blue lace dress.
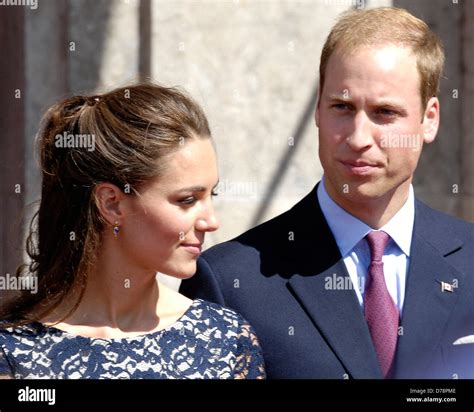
[0,299,265,379]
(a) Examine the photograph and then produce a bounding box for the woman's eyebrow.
[175,186,207,193]
[175,181,219,193]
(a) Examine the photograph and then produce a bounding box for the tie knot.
[366,231,390,262]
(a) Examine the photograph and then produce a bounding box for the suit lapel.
[393,202,465,378]
[288,265,382,378]
[281,187,466,378]
[285,184,382,378]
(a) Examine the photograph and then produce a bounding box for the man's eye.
[376,108,398,117]
[332,103,350,111]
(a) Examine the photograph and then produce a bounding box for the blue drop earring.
[113,221,120,237]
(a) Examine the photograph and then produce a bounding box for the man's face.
[316,45,439,207]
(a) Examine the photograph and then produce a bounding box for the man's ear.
[94,183,126,226]
[422,97,440,144]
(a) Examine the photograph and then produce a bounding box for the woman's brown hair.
[0,83,211,327]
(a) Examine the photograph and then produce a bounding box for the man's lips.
[180,243,202,255]
[339,159,381,175]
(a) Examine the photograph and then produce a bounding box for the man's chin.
[337,180,394,204]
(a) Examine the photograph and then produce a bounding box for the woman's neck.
[42,240,162,335]
[41,238,193,338]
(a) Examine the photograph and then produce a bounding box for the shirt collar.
[317,177,414,257]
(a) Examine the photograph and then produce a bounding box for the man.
[181,7,474,379]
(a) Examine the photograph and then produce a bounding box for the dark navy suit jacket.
[180,183,474,378]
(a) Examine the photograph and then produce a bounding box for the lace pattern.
[0,299,265,379]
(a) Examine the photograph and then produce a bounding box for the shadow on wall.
[250,80,320,228]
[393,0,464,217]
[0,0,113,282]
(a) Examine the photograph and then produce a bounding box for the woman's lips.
[181,244,202,255]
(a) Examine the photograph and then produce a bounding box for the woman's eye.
[178,190,218,205]
[179,196,196,205]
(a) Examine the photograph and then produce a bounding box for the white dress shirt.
[317,177,415,315]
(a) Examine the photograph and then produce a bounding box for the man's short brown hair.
[319,7,445,110]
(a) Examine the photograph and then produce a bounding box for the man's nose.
[346,111,374,151]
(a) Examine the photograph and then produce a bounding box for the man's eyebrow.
[327,94,405,108]
[371,98,406,108]
[328,94,352,101]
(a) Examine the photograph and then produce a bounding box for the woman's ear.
[94,183,126,226]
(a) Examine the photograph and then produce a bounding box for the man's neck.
[324,179,412,229]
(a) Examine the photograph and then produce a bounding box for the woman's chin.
[161,262,198,280]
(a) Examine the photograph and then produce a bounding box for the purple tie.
[364,231,399,378]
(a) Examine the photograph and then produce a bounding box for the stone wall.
[2,0,469,285]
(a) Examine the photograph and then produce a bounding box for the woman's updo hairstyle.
[1,83,211,326]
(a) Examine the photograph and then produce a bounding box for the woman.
[0,83,265,379]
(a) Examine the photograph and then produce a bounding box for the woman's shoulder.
[0,321,44,338]
[185,300,265,379]
[0,322,51,365]
[188,298,240,319]
[185,299,254,336]
[0,321,55,346]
